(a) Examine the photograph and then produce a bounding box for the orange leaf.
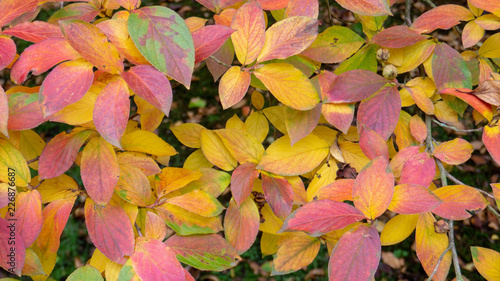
[59,20,124,74]
[218,66,251,109]
[328,225,381,281]
[231,1,266,65]
[469,0,500,17]
[359,125,389,160]
[36,197,76,254]
[409,115,427,143]
[193,25,234,64]
[280,199,365,236]
[144,211,167,241]
[115,163,152,206]
[93,78,130,149]
[462,21,485,48]
[399,153,436,188]
[471,246,500,281]
[492,183,500,208]
[372,25,428,48]
[257,16,319,63]
[81,136,120,206]
[440,88,493,121]
[3,21,64,43]
[231,162,260,206]
[224,198,260,254]
[116,0,139,11]
[336,0,391,16]
[0,0,38,26]
[388,184,442,214]
[411,4,474,33]
[157,167,203,197]
[156,203,223,235]
[0,217,26,276]
[262,172,294,220]
[117,151,161,176]
[353,156,394,220]
[433,138,473,165]
[15,190,43,248]
[431,185,488,220]
[272,233,320,274]
[256,0,289,10]
[131,237,184,281]
[85,198,135,263]
[316,179,354,202]
[165,190,224,217]
[390,146,419,178]
[483,124,500,165]
[416,212,451,280]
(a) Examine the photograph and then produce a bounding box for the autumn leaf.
[122,130,177,157]
[193,24,234,64]
[0,0,38,27]
[0,138,31,186]
[15,190,43,248]
[433,138,473,165]
[67,265,103,281]
[36,197,76,254]
[230,1,265,65]
[380,214,418,246]
[0,217,26,276]
[429,43,472,92]
[411,5,474,33]
[218,66,251,109]
[261,172,294,220]
[469,0,500,17]
[201,129,238,171]
[388,184,442,214]
[0,36,16,71]
[359,125,389,160]
[224,198,260,254]
[409,115,427,143]
[115,163,152,206]
[272,233,320,275]
[315,179,354,202]
[284,105,322,145]
[471,247,500,281]
[372,25,428,48]
[165,190,224,217]
[170,123,205,148]
[157,167,202,196]
[285,0,319,18]
[399,153,436,188]
[483,125,500,165]
[431,185,488,220]
[325,69,388,103]
[215,128,265,163]
[0,86,6,137]
[156,203,223,235]
[231,162,261,206]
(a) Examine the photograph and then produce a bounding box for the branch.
[27,156,40,164]
[433,119,483,133]
[488,205,500,224]
[209,55,232,68]
[422,0,437,8]
[445,173,496,200]
[405,0,413,26]
[134,222,143,237]
[426,241,453,281]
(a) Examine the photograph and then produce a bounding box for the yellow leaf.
[135,96,164,132]
[165,190,224,217]
[0,138,30,186]
[219,66,251,109]
[257,134,329,176]
[338,141,370,172]
[170,123,206,148]
[226,114,246,131]
[479,33,500,58]
[18,130,45,170]
[254,63,320,110]
[380,214,418,246]
[157,167,203,197]
[183,149,213,170]
[49,84,100,125]
[89,248,112,273]
[262,106,287,134]
[272,233,320,275]
[387,40,436,73]
[306,161,338,201]
[251,90,265,110]
[245,111,270,143]
[34,174,80,204]
[200,129,238,171]
[216,128,265,163]
[121,130,177,156]
[471,247,500,281]
[261,232,281,257]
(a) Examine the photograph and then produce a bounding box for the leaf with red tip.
[218,66,251,109]
[462,21,484,48]
[359,125,389,160]
[409,115,427,143]
[224,198,260,254]
[195,0,241,12]
[353,156,394,220]
[411,5,474,33]
[372,26,428,48]
[93,78,130,149]
[165,234,242,271]
[280,200,365,237]
[59,20,124,74]
[230,1,265,65]
[325,69,387,103]
[38,130,92,180]
[0,217,25,276]
[321,103,355,135]
[0,86,7,136]
[0,0,38,26]
[399,153,435,187]
[257,16,319,63]
[81,137,120,206]
[431,43,472,92]
[433,138,473,165]
[390,146,420,178]
[285,104,322,145]
[39,59,94,117]
[0,36,16,71]
[440,88,493,121]
[262,172,294,220]
[256,0,289,10]
[3,21,64,43]
[388,184,442,214]
[357,86,401,140]
[231,162,260,206]
[193,25,234,64]
[469,0,500,16]
[15,190,43,247]
[416,212,451,280]
[335,0,392,16]
[131,237,184,281]
[36,196,76,254]
[483,125,500,165]
[49,3,100,24]
[272,233,320,275]
[128,6,195,88]
[431,185,488,220]
[285,0,318,18]
[122,65,172,116]
[316,179,354,202]
[328,225,381,281]
[10,38,81,85]
[85,198,135,263]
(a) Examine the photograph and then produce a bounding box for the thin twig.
[129,112,139,120]
[422,0,437,8]
[30,179,45,189]
[325,0,334,24]
[433,119,484,133]
[445,173,496,200]
[405,0,413,26]
[488,205,500,224]
[426,242,452,281]
[449,220,464,281]
[209,55,232,68]
[134,222,143,237]
[27,156,40,164]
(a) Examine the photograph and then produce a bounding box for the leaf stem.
[209,55,232,68]
[134,222,143,237]
[432,119,483,133]
[27,156,40,164]
[422,0,437,8]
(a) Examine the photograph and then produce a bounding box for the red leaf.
[483,124,500,165]
[469,0,500,16]
[256,0,289,10]
[131,237,184,281]
[390,146,420,178]
[0,217,26,276]
[262,172,294,220]
[372,25,428,48]
[359,125,389,161]
[38,130,92,180]
[409,115,427,143]
[285,104,322,145]
[411,4,474,33]
[0,36,16,71]
[85,198,135,263]
[7,91,47,130]
[15,190,43,247]
[325,69,387,103]
[81,137,120,206]
[335,0,392,16]
[231,162,260,206]
[431,43,473,92]
[0,0,38,26]
[39,59,94,117]
[328,225,381,281]
[93,78,130,149]
[3,21,64,43]
[440,88,493,121]
[10,38,81,85]
[207,39,234,82]
[49,3,99,24]
[285,0,318,18]
[316,179,354,202]
[280,200,365,237]
[353,156,394,220]
[357,86,401,140]
[432,185,488,220]
[0,86,7,136]
[224,198,260,254]
[36,197,76,254]
[399,153,436,188]
[388,183,442,214]
[122,65,172,116]
[193,25,234,64]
